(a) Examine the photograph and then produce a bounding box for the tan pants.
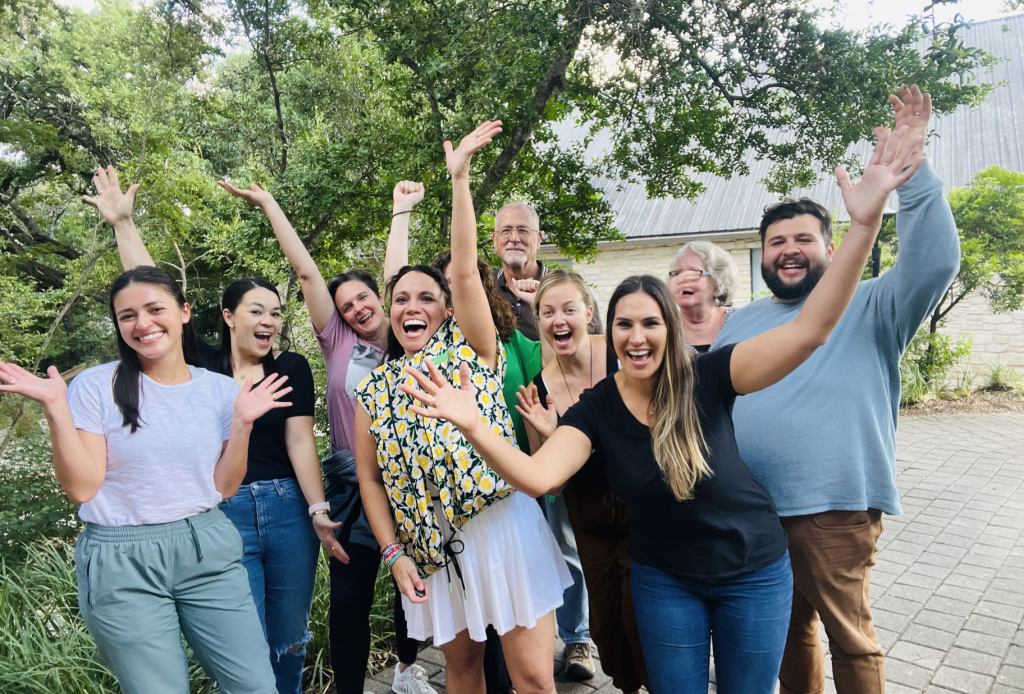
[778,510,886,694]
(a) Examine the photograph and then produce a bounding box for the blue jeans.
[631,553,793,694]
[220,478,320,694]
[540,495,590,645]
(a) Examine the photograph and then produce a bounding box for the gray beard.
[503,250,529,270]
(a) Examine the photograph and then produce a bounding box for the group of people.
[0,85,960,694]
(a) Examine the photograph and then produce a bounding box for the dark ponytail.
[109,267,201,433]
[216,277,283,377]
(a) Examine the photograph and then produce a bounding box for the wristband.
[308,502,330,517]
[382,541,405,569]
[392,209,412,218]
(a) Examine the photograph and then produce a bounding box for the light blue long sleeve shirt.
[713,161,960,516]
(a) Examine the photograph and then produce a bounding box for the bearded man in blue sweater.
[714,85,960,694]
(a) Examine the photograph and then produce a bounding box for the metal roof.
[550,13,1024,239]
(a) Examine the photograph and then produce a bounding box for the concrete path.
[363,413,1024,694]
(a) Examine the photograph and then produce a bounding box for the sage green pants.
[75,507,277,694]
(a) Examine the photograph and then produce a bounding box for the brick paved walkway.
[363,413,1024,694]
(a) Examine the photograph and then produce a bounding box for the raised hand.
[515,383,557,439]
[233,373,292,426]
[510,278,539,306]
[217,181,277,210]
[399,360,482,433]
[82,166,139,226]
[393,181,425,213]
[312,513,348,563]
[889,84,931,159]
[835,126,924,228]
[443,120,503,180]
[0,363,68,408]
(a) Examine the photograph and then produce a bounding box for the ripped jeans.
[220,478,320,694]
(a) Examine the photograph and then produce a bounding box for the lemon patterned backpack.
[356,317,517,576]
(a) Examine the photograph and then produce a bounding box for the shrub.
[900,329,972,405]
[983,362,1023,392]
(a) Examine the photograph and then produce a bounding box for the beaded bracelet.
[382,542,405,570]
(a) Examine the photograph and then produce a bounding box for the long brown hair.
[431,250,517,342]
[607,275,710,501]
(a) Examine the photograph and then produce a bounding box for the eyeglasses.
[668,269,711,281]
[496,226,539,239]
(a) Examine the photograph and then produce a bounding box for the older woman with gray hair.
[668,241,740,352]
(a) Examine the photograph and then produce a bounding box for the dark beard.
[761,259,827,302]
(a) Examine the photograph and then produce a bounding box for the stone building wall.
[937,292,1024,378]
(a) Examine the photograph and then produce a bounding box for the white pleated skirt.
[402,491,573,646]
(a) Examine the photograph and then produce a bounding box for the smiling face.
[492,206,542,272]
[223,287,281,358]
[537,283,593,357]
[390,271,452,356]
[113,282,191,363]
[611,291,668,381]
[335,279,386,341]
[669,252,717,311]
[761,215,835,302]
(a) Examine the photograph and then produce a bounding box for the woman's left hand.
[312,512,348,564]
[233,373,292,426]
[443,121,502,180]
[399,360,482,434]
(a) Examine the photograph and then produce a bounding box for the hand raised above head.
[888,84,931,159]
[217,180,277,210]
[835,126,924,227]
[393,181,425,213]
[399,360,482,433]
[82,165,139,226]
[443,121,503,180]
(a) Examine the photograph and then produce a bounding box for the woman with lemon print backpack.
[355,121,572,694]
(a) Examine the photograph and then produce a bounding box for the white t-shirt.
[66,361,240,526]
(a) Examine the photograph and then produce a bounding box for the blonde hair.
[607,275,711,501]
[672,241,740,306]
[534,269,594,319]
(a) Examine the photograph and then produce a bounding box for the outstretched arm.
[83,166,154,270]
[445,122,503,370]
[382,181,425,286]
[399,361,591,496]
[730,126,925,395]
[218,182,335,334]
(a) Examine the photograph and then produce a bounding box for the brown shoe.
[564,642,595,681]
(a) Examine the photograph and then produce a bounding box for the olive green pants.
[75,507,277,694]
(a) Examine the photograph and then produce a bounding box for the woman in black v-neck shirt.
[398,125,917,694]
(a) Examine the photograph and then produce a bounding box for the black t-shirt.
[559,344,788,579]
[533,340,619,490]
[197,340,317,484]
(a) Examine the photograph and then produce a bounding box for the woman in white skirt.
[355,121,571,694]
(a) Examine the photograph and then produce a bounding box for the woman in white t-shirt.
[0,266,293,694]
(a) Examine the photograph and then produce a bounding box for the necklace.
[145,365,190,383]
[555,338,594,405]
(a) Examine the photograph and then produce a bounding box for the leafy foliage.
[899,328,973,404]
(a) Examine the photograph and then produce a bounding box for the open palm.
[217,181,277,210]
[82,166,138,226]
[444,121,503,179]
[516,383,557,439]
[234,373,293,425]
[399,360,482,432]
[0,364,68,407]
[836,126,924,227]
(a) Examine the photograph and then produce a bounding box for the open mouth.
[680,289,695,297]
[136,330,166,345]
[254,331,274,347]
[776,258,808,277]
[626,349,652,367]
[553,330,572,347]
[356,309,374,326]
[403,319,428,339]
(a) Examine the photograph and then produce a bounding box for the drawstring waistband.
[186,516,204,562]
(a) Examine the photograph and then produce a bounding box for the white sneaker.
[392,663,438,694]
